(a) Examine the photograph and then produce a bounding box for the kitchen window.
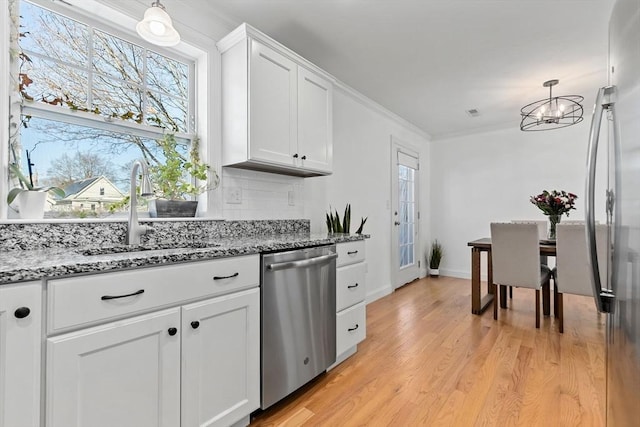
[7,0,199,218]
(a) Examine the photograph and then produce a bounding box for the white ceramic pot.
[16,191,47,219]
[429,268,440,277]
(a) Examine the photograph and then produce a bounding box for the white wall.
[430,123,608,279]
[305,88,430,302]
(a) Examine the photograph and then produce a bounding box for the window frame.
[2,0,211,220]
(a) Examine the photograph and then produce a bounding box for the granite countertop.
[0,233,367,285]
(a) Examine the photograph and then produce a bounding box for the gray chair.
[553,223,608,333]
[491,223,552,328]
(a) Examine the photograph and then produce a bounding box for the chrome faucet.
[126,159,154,245]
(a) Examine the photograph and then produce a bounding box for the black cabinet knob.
[191,321,200,329]
[168,327,178,336]
[301,155,306,160]
[14,307,30,319]
[293,153,299,158]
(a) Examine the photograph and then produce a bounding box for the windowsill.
[0,216,225,225]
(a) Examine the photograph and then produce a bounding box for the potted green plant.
[428,239,443,277]
[148,134,219,218]
[325,204,367,234]
[7,163,65,219]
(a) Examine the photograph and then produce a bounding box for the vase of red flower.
[530,190,578,239]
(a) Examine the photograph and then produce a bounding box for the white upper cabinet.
[218,24,333,176]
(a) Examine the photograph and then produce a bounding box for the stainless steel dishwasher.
[261,244,337,409]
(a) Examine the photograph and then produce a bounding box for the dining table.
[467,237,557,315]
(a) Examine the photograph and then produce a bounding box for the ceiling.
[140,0,614,139]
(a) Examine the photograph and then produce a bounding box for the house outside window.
[7,0,200,219]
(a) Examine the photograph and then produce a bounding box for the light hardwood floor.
[250,276,606,427]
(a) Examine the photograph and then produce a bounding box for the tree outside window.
[8,0,197,218]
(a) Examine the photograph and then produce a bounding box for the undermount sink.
[76,242,221,256]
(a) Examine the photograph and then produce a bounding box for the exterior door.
[391,138,420,289]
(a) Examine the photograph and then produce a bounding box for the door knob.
[191,321,200,329]
[168,327,178,336]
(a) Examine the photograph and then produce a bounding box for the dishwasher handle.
[267,252,338,271]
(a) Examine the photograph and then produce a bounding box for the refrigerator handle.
[585,85,616,313]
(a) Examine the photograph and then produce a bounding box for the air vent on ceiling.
[466,108,480,117]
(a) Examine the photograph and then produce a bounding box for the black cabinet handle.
[293,153,299,158]
[347,250,359,255]
[168,327,178,336]
[213,272,239,280]
[348,324,359,332]
[191,321,200,329]
[101,289,144,300]
[14,307,30,319]
[347,283,359,289]
[301,155,306,160]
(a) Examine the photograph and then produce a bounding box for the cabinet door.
[0,282,41,427]
[249,39,298,166]
[298,67,333,173]
[46,308,181,427]
[181,288,260,427]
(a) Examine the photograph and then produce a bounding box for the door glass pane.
[398,163,416,269]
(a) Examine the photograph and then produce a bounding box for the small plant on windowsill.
[428,240,443,277]
[148,133,220,218]
[7,163,65,219]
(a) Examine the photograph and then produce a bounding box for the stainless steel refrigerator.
[585,0,640,425]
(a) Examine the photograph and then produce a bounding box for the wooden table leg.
[472,248,481,314]
[542,280,550,316]
[471,247,494,315]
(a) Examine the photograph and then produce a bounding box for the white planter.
[16,191,47,219]
[429,268,440,277]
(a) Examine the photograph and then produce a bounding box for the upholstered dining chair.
[511,220,548,240]
[491,223,552,328]
[554,223,608,333]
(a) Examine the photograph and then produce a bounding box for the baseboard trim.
[366,284,393,304]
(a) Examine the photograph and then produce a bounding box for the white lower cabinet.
[45,256,260,427]
[332,241,367,367]
[0,282,42,427]
[46,308,182,427]
[181,288,260,427]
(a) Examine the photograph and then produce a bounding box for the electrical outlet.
[225,187,242,204]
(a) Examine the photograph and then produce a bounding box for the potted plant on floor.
[428,240,443,277]
[7,163,65,219]
[148,134,219,218]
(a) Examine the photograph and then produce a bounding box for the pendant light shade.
[136,0,180,47]
[520,79,584,131]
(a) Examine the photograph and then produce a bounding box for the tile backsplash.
[221,168,304,220]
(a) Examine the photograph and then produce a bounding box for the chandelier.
[520,79,584,131]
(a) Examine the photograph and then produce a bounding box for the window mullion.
[21,102,193,142]
[87,26,94,110]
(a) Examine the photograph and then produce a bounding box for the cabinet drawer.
[336,263,366,311]
[47,255,259,333]
[336,241,365,267]
[336,302,366,355]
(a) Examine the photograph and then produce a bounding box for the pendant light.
[136,0,180,47]
[520,79,584,131]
